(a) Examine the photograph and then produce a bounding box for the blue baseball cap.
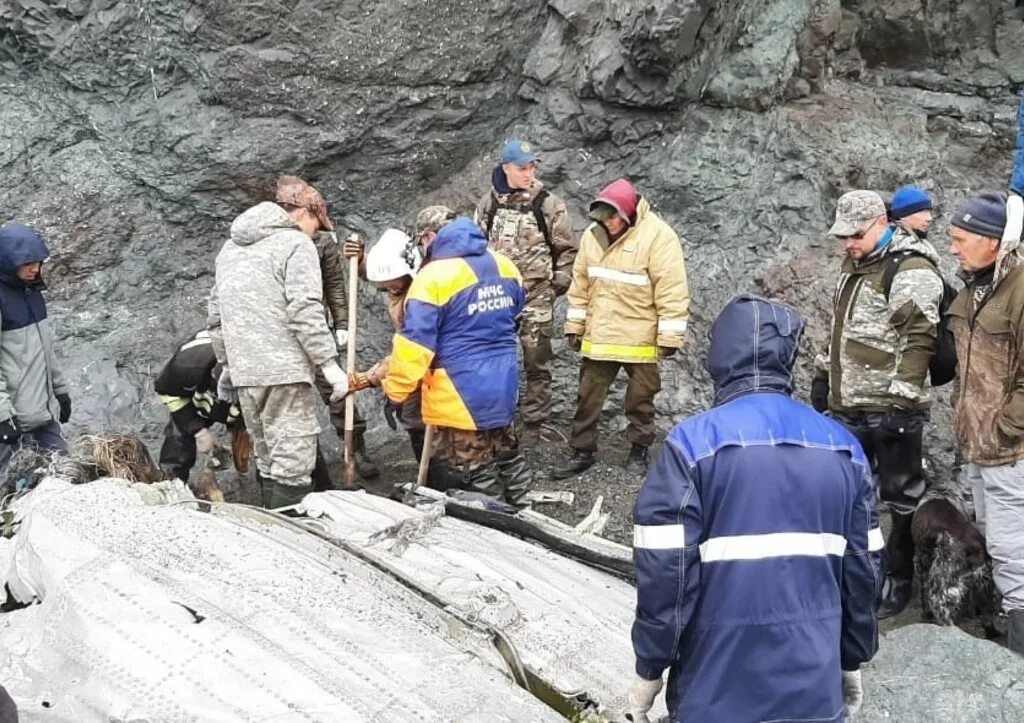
[501,139,538,165]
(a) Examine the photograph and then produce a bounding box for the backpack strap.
[485,196,498,237]
[531,188,552,250]
[881,251,915,300]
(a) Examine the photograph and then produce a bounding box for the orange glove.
[348,371,373,392]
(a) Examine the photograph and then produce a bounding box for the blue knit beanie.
[950,192,1007,239]
[890,186,932,219]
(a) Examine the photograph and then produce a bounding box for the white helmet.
[366,228,422,282]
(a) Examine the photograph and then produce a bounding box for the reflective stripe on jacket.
[564,198,689,363]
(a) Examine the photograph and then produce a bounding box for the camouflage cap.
[413,205,455,235]
[828,190,886,237]
[275,175,334,231]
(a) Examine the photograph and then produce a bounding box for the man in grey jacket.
[208,201,348,508]
[275,175,378,480]
[0,222,71,478]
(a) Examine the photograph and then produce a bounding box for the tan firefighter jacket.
[564,199,689,363]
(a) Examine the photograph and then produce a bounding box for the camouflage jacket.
[474,169,576,308]
[949,248,1024,466]
[312,231,348,331]
[817,226,944,412]
[208,202,337,387]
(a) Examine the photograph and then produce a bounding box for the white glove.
[321,360,350,402]
[842,669,864,717]
[216,368,238,404]
[334,329,349,348]
[627,675,663,723]
[195,427,218,454]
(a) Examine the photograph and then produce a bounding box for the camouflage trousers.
[438,426,519,468]
[435,425,532,507]
[314,363,367,437]
[237,382,319,487]
[570,359,661,452]
[519,300,553,427]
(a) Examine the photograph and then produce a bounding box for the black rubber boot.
[426,457,464,492]
[497,451,534,509]
[355,435,380,479]
[408,428,426,462]
[256,470,273,509]
[267,481,312,509]
[1008,610,1024,656]
[625,443,650,476]
[552,449,595,480]
[877,575,913,620]
[467,460,502,499]
[311,447,333,492]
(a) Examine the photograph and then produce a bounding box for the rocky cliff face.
[0,0,1020,478]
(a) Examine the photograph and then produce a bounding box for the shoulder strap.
[881,251,916,300]
[485,195,498,236]
[531,189,552,250]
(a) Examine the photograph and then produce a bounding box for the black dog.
[912,497,1000,638]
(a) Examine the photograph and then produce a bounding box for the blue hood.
[706,294,804,406]
[491,165,514,195]
[0,222,50,287]
[424,217,488,262]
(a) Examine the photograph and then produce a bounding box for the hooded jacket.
[474,166,576,303]
[0,223,67,430]
[383,217,525,430]
[817,225,944,411]
[948,220,1024,466]
[633,295,882,723]
[564,185,690,362]
[208,202,337,387]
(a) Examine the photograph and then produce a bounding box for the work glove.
[811,377,830,413]
[566,334,582,352]
[217,368,238,405]
[342,232,365,260]
[383,399,400,431]
[56,393,72,424]
[842,669,864,717]
[626,675,663,723]
[208,399,231,425]
[658,346,677,359]
[195,427,218,454]
[349,371,373,393]
[321,360,350,402]
[334,328,349,348]
[0,418,21,445]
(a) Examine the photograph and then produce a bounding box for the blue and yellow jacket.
[383,217,525,430]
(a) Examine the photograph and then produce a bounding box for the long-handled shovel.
[343,244,360,490]
[403,424,435,504]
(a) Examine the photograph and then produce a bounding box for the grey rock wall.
[0,0,1020,480]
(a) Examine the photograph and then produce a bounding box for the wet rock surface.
[0,1,1021,523]
[860,624,1024,721]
